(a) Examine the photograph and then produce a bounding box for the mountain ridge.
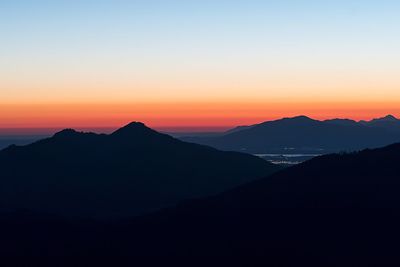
[182,115,400,154]
[2,142,400,266]
[0,122,279,219]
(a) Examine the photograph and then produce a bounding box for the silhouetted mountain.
[360,114,400,132]
[2,143,400,266]
[324,118,358,126]
[0,136,46,150]
[119,142,400,266]
[224,124,253,134]
[364,114,398,124]
[0,122,278,219]
[182,115,400,153]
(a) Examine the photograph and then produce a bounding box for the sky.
[1,0,400,132]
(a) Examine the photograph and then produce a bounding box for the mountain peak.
[382,115,398,121]
[281,115,316,123]
[53,129,79,138]
[292,115,313,120]
[122,121,148,129]
[111,121,158,137]
[368,114,399,123]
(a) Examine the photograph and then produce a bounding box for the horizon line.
[0,113,397,135]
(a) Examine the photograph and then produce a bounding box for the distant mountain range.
[181,115,400,153]
[0,122,278,218]
[0,136,49,150]
[2,142,400,266]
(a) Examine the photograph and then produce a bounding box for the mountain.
[0,136,46,150]
[324,118,358,126]
[119,142,400,266]
[2,143,400,266]
[360,114,400,131]
[182,115,400,153]
[224,125,254,134]
[0,122,278,219]
[362,114,398,124]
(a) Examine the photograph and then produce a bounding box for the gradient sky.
[1,0,400,131]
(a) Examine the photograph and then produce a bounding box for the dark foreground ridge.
[0,122,278,219]
[2,143,400,266]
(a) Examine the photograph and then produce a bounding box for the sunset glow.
[1,1,400,132]
[1,101,400,134]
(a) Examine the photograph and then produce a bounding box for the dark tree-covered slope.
[2,143,400,266]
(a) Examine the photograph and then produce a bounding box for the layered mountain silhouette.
[121,142,400,266]
[182,115,400,153]
[2,142,400,266]
[0,122,278,218]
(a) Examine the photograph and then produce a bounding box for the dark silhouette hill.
[0,122,278,219]
[2,143,400,266]
[103,142,400,266]
[182,115,400,153]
